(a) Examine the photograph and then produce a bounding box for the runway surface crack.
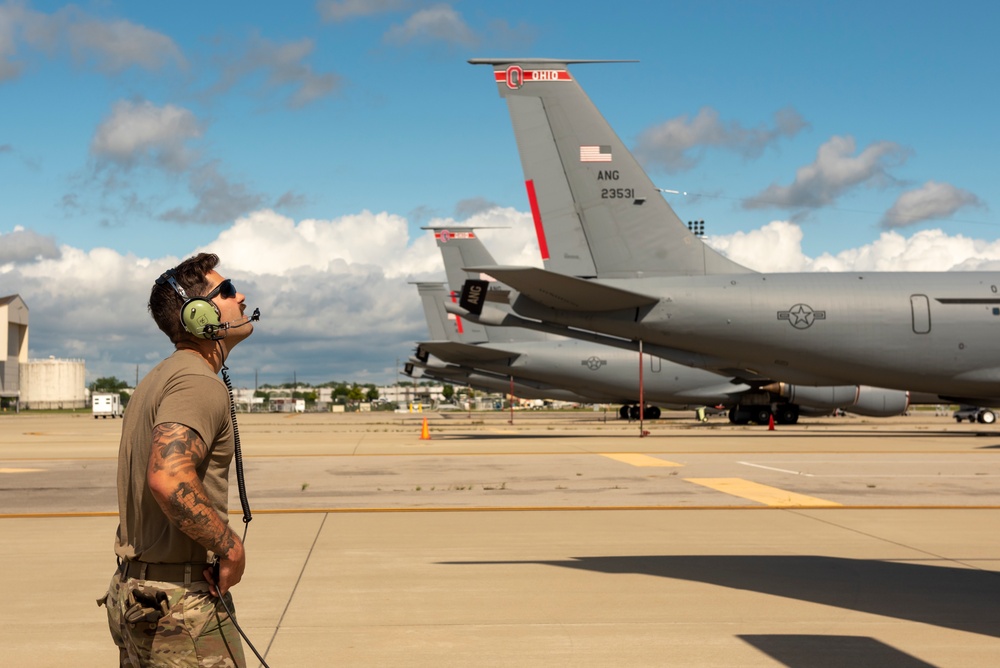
[262,512,329,661]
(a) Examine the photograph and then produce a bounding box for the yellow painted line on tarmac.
[0,468,45,473]
[600,453,683,467]
[685,477,842,507]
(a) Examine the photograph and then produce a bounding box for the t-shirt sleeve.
[154,373,230,449]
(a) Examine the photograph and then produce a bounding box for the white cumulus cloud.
[705,220,1000,272]
[7,207,999,387]
[0,206,538,386]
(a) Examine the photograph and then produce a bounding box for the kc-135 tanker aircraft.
[413,226,943,423]
[447,58,1000,421]
[412,227,750,419]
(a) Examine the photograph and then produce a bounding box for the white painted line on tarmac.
[738,461,813,476]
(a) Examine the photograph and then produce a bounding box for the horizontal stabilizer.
[417,341,521,364]
[465,265,658,312]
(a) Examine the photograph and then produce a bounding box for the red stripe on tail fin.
[525,179,549,261]
[449,291,464,334]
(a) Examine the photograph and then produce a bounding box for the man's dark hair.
[149,253,220,343]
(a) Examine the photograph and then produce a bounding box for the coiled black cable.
[221,363,252,525]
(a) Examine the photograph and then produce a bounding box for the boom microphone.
[226,308,261,330]
[207,308,261,338]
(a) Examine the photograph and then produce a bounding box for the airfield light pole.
[508,375,515,425]
[639,340,648,437]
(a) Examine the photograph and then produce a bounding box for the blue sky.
[2,1,999,388]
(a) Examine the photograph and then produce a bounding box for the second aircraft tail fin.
[414,281,488,344]
[425,226,551,344]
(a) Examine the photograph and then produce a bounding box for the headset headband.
[156,270,189,300]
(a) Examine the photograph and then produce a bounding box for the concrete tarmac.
[2,410,999,667]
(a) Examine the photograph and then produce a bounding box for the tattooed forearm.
[162,481,237,556]
[147,422,235,557]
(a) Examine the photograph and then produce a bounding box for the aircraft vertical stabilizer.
[425,227,499,292]
[424,226,552,344]
[415,282,488,344]
[469,58,753,278]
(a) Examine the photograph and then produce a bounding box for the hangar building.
[1,294,28,408]
[2,294,87,410]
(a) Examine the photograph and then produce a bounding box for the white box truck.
[92,392,123,419]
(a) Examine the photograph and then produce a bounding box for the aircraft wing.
[464,265,658,312]
[417,341,522,364]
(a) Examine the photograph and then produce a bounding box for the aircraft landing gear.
[728,406,752,425]
[774,404,800,425]
[727,402,800,426]
[622,405,661,420]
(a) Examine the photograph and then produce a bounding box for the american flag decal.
[580,145,612,162]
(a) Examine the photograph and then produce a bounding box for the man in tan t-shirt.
[99,252,255,667]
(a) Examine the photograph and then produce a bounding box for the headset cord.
[221,363,252,525]
[219,362,271,667]
[215,572,271,668]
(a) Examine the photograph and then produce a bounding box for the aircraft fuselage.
[512,271,1000,400]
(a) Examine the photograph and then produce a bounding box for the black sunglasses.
[205,278,237,300]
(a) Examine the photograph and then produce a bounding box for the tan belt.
[121,561,209,584]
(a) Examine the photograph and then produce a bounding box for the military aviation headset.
[155,269,226,340]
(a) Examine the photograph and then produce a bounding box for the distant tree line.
[87,377,459,411]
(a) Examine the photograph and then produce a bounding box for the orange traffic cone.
[768,414,775,431]
[420,417,431,440]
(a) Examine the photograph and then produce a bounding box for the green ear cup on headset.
[181,298,222,339]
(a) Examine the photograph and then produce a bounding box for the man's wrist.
[216,528,243,561]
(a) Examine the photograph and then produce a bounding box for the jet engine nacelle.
[773,384,858,409]
[848,386,910,417]
[767,383,910,417]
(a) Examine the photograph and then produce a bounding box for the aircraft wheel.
[619,405,630,420]
[753,408,772,425]
[629,405,641,420]
[969,416,977,423]
[979,410,996,424]
[775,404,799,425]
[646,406,661,420]
[729,407,751,425]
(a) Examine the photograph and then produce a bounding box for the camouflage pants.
[100,569,246,667]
